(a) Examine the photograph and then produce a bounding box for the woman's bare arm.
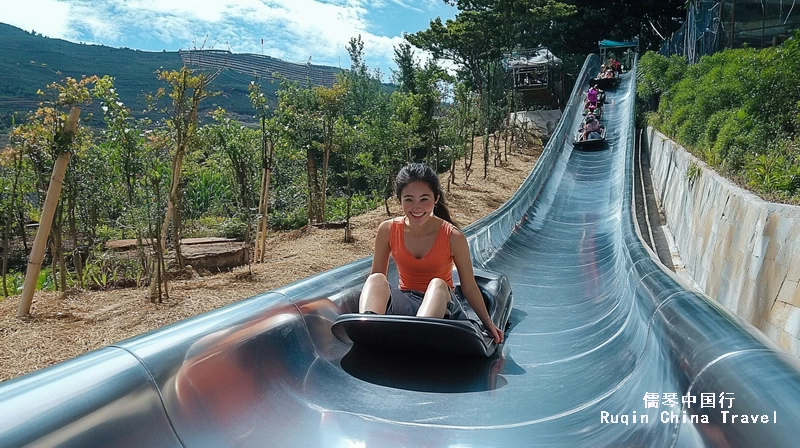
[451,229,504,342]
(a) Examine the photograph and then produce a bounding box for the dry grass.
[0,141,542,382]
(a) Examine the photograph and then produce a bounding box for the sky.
[2,0,457,77]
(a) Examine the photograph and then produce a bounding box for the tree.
[408,2,574,178]
[93,75,151,283]
[408,1,573,90]
[393,42,418,94]
[151,67,218,271]
[315,81,346,222]
[442,82,477,190]
[0,142,30,297]
[141,128,174,303]
[13,76,97,316]
[549,0,684,55]
[343,36,376,119]
[15,106,82,315]
[144,66,218,299]
[392,43,450,165]
[362,91,417,215]
[334,117,360,243]
[207,109,260,273]
[249,79,277,263]
[274,78,322,224]
[407,13,492,105]
[411,60,449,163]
[59,114,102,290]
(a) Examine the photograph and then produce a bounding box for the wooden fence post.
[17,107,81,318]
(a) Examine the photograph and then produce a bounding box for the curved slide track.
[2,56,800,447]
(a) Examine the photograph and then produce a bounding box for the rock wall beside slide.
[645,127,800,356]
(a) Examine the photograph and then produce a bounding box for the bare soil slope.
[0,144,541,382]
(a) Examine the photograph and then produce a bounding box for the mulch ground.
[0,139,542,382]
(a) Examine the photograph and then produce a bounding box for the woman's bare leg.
[416,278,451,318]
[359,273,390,314]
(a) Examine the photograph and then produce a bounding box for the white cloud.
[420,0,441,10]
[3,0,73,39]
[386,0,424,13]
[1,0,448,78]
[61,0,377,62]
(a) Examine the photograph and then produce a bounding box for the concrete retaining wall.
[645,127,800,356]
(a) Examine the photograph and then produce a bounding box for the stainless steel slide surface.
[3,55,800,447]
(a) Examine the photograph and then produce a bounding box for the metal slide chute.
[2,54,800,447]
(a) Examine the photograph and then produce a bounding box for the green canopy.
[598,39,638,49]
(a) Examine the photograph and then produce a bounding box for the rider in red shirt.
[359,163,503,343]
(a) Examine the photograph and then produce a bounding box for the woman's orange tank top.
[389,216,455,292]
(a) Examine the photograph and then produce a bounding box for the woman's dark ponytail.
[395,163,459,228]
[433,195,457,228]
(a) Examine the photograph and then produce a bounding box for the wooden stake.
[254,166,267,261]
[258,167,271,262]
[17,107,80,317]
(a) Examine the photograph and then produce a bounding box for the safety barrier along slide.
[2,55,800,448]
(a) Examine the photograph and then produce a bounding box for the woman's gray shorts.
[386,284,464,318]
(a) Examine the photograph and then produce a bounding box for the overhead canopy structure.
[598,39,639,50]
[505,47,562,67]
[598,39,639,72]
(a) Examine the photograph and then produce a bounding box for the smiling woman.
[358,163,504,343]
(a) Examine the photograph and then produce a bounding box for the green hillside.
[0,23,340,127]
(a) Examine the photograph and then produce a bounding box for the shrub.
[637,31,800,200]
[326,193,382,222]
[183,169,233,219]
[80,246,145,289]
[686,161,702,188]
[95,224,123,242]
[1,270,26,296]
[220,218,248,240]
[270,208,308,231]
[183,216,226,238]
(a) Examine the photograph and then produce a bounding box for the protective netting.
[660,0,800,63]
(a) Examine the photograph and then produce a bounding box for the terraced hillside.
[180,50,338,87]
[0,23,340,126]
